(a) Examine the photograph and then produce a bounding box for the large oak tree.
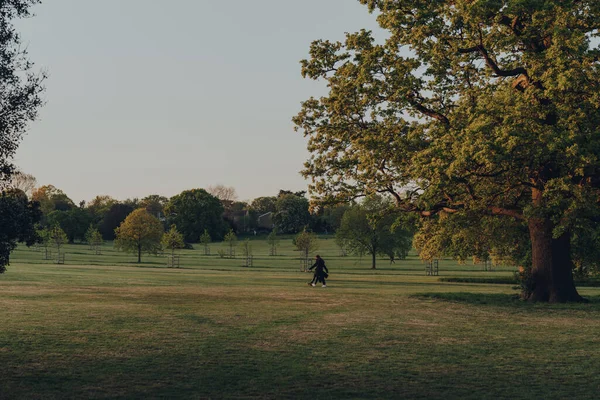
[0,0,45,273]
[294,0,600,302]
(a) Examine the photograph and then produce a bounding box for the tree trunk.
[138,243,141,263]
[527,217,584,302]
[371,251,377,269]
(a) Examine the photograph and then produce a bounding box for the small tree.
[114,209,163,263]
[336,196,412,269]
[85,225,103,251]
[267,229,279,256]
[36,228,51,260]
[85,225,104,255]
[199,229,212,255]
[91,229,104,255]
[49,225,68,263]
[85,225,95,250]
[336,235,348,257]
[240,239,253,267]
[162,225,185,257]
[224,229,237,258]
[295,229,318,261]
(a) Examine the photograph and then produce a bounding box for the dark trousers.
[311,273,326,285]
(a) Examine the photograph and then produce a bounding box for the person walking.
[308,255,329,288]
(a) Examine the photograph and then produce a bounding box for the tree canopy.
[0,1,44,273]
[32,185,75,214]
[294,0,600,302]
[165,189,226,242]
[250,196,277,215]
[273,194,311,234]
[162,225,185,256]
[46,207,92,243]
[114,209,163,263]
[0,0,45,184]
[139,195,168,219]
[336,196,412,269]
[99,203,134,240]
[0,189,41,272]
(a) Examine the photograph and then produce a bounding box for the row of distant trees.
[8,175,394,243]
[114,197,414,268]
[8,172,415,267]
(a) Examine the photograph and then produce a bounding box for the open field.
[2,238,600,399]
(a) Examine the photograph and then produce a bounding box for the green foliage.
[336,195,412,269]
[49,225,68,251]
[273,194,310,234]
[161,225,185,256]
[87,195,118,223]
[199,229,211,255]
[312,204,349,233]
[85,225,103,254]
[46,207,92,243]
[571,222,600,278]
[295,230,318,259]
[0,0,45,183]
[240,239,253,258]
[32,185,75,215]
[37,227,50,248]
[224,229,237,258]
[413,212,530,265]
[99,203,134,241]
[85,225,97,245]
[139,195,168,219]
[0,190,42,272]
[267,229,279,256]
[199,229,212,245]
[165,189,226,242]
[114,209,164,263]
[295,1,600,301]
[250,196,277,215]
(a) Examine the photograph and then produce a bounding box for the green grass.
[2,238,600,399]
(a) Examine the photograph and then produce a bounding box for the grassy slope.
[1,238,599,399]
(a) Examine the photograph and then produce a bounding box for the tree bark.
[138,243,141,263]
[371,251,377,269]
[527,217,584,302]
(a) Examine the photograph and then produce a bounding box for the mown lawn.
[1,239,600,399]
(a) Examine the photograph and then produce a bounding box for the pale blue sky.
[14,0,382,203]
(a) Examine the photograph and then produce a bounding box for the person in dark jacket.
[308,255,329,288]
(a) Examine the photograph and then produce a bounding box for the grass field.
[2,237,600,399]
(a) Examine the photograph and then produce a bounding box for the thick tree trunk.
[527,217,584,303]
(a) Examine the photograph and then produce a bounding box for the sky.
[14,0,383,204]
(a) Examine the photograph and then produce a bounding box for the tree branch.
[459,44,528,77]
[407,93,450,125]
[490,207,525,220]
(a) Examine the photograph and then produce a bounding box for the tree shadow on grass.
[411,292,600,309]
